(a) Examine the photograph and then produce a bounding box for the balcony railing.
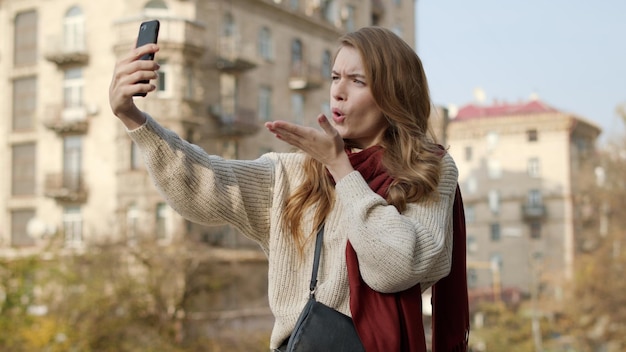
[44,172,88,203]
[208,104,259,136]
[289,61,324,90]
[114,17,206,55]
[522,203,547,220]
[44,35,89,66]
[44,105,90,135]
[216,36,257,72]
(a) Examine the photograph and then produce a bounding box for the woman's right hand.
[108,44,160,129]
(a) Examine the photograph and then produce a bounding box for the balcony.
[44,172,88,203]
[208,105,260,137]
[289,61,324,90]
[44,37,89,66]
[113,17,206,56]
[216,36,257,72]
[44,105,91,135]
[522,203,547,220]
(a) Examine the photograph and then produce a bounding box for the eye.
[331,75,340,81]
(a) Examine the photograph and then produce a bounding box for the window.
[527,129,538,142]
[528,157,540,178]
[490,223,501,241]
[143,0,169,17]
[156,60,171,97]
[155,203,169,240]
[530,221,542,239]
[487,159,501,179]
[321,50,332,79]
[466,176,477,194]
[464,146,472,161]
[291,39,303,65]
[343,5,355,31]
[258,27,273,60]
[528,189,542,206]
[12,143,36,196]
[467,268,478,288]
[258,85,272,122]
[222,13,236,37]
[486,131,499,150]
[63,136,82,190]
[464,205,475,224]
[574,137,590,158]
[291,93,305,123]
[63,206,83,245]
[490,253,503,269]
[220,13,237,57]
[130,141,143,170]
[467,235,477,253]
[220,73,237,116]
[63,7,85,52]
[63,68,84,109]
[488,189,500,214]
[14,10,38,66]
[185,66,194,99]
[12,77,37,131]
[11,209,36,247]
[322,0,337,23]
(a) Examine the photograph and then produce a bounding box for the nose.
[331,79,346,101]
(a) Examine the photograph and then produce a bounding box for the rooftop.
[454,99,559,120]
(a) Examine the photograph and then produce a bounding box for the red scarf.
[345,146,469,352]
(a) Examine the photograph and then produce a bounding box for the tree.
[565,107,626,351]
[0,232,272,351]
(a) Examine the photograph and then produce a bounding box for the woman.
[109,26,467,351]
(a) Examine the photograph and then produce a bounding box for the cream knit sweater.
[128,114,459,349]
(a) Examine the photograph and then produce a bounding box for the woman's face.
[329,46,388,149]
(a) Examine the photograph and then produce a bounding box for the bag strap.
[309,224,325,298]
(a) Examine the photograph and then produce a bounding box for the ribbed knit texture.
[128,114,459,349]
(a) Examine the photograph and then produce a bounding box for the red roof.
[454,99,559,120]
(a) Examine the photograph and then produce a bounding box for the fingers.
[121,43,159,65]
[265,121,304,145]
[109,45,160,118]
[317,114,337,136]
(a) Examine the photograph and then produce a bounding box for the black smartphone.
[134,20,160,97]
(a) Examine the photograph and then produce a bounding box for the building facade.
[0,0,416,341]
[0,0,415,252]
[447,99,601,307]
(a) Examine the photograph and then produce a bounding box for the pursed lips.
[332,107,346,124]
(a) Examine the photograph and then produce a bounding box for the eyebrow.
[331,70,366,80]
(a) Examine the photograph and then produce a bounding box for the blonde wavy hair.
[283,27,442,252]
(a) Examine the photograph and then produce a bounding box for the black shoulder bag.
[284,225,365,352]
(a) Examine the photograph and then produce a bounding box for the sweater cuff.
[335,171,384,206]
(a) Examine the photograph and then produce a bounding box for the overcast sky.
[415,0,626,143]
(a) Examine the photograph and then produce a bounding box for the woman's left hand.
[265,114,354,181]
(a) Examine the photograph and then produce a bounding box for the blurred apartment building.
[0,0,415,253]
[446,98,601,309]
[0,0,415,339]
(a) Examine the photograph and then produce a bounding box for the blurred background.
[0,0,624,351]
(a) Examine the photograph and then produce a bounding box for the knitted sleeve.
[127,114,275,245]
[336,153,458,293]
